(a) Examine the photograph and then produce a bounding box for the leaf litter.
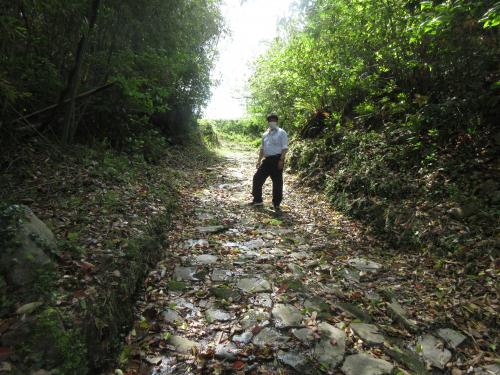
[117,145,499,375]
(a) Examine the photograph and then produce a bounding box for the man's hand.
[278,160,284,170]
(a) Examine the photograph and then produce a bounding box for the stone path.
[118,146,490,375]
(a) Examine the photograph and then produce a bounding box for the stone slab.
[236,277,271,293]
[342,353,394,375]
[252,328,290,348]
[272,304,303,328]
[350,323,385,345]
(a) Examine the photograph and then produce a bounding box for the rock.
[173,266,198,281]
[475,364,500,375]
[335,302,373,323]
[232,331,253,344]
[283,278,306,292]
[252,328,290,348]
[250,293,273,308]
[240,309,270,329]
[292,327,315,345]
[494,132,500,146]
[162,309,181,323]
[236,277,271,293]
[365,290,382,302]
[195,225,227,234]
[242,238,266,249]
[340,268,361,283]
[417,334,452,370]
[215,342,238,360]
[193,254,218,265]
[0,205,57,287]
[449,201,480,219]
[288,263,304,276]
[211,269,232,282]
[277,350,310,373]
[350,323,385,345]
[16,302,43,315]
[206,308,232,322]
[210,287,240,300]
[145,356,162,365]
[304,297,331,317]
[436,328,466,349]
[387,302,418,332]
[168,335,199,353]
[348,258,382,274]
[384,347,428,375]
[185,239,209,248]
[272,304,303,328]
[312,322,346,370]
[290,251,308,259]
[341,353,394,375]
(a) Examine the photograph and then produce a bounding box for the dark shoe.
[248,201,264,207]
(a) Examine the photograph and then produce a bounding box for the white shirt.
[262,127,288,156]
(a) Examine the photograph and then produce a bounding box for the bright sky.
[203,0,295,120]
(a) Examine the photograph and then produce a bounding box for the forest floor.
[117,142,498,375]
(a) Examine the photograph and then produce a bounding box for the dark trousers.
[252,155,283,206]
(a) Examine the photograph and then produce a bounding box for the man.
[250,112,289,211]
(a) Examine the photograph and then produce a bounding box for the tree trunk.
[60,0,101,144]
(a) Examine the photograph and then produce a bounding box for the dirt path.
[118,144,497,375]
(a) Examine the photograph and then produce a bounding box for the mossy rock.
[0,205,58,287]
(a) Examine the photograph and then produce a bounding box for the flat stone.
[250,293,273,308]
[290,251,308,259]
[211,269,232,282]
[252,327,290,348]
[162,309,181,323]
[185,239,209,248]
[475,364,500,375]
[365,290,382,302]
[340,268,361,283]
[436,328,466,349]
[350,323,385,345]
[342,353,394,375]
[348,258,382,273]
[304,297,331,317]
[335,302,373,323]
[193,254,218,265]
[236,277,271,293]
[387,302,418,332]
[196,225,227,234]
[312,322,346,370]
[215,342,238,360]
[240,309,270,329]
[168,335,200,353]
[277,350,310,373]
[173,266,198,281]
[384,347,428,374]
[232,331,253,344]
[242,238,266,249]
[272,304,303,328]
[292,327,315,345]
[288,264,304,277]
[417,334,452,369]
[210,287,240,300]
[206,308,232,322]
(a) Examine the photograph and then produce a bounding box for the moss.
[27,308,87,374]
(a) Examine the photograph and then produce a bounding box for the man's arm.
[278,130,289,170]
[256,147,264,168]
[278,148,288,170]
